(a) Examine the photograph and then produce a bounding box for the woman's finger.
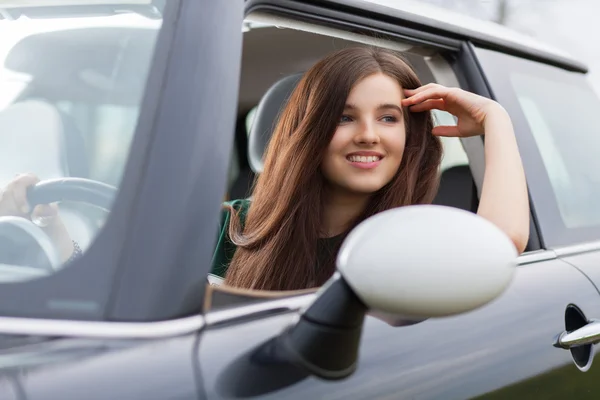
[432,125,461,137]
[407,99,446,113]
[404,83,440,96]
[402,86,452,107]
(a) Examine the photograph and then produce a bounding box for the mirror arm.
[215,274,367,398]
[277,273,368,380]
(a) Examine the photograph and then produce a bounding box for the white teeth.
[348,155,381,163]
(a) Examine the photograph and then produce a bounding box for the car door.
[195,5,600,400]
[199,256,600,399]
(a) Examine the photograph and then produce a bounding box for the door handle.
[554,319,600,349]
[554,305,596,371]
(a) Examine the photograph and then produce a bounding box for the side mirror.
[338,204,516,318]
[218,206,519,397]
[280,205,517,380]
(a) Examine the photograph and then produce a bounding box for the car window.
[0,3,162,281]
[475,47,600,246]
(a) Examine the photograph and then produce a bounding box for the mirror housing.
[337,204,517,319]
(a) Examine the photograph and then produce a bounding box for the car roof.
[323,0,587,73]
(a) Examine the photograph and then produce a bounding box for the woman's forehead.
[345,74,404,106]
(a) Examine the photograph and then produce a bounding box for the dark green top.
[210,198,344,279]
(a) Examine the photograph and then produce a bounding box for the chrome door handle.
[554,319,600,349]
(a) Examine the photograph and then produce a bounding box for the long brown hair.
[224,47,442,291]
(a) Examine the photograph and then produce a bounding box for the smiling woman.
[213,48,441,291]
[213,46,529,292]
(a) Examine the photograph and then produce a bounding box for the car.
[0,0,600,399]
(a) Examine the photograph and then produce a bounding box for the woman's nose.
[355,121,380,144]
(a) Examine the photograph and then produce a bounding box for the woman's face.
[321,73,406,196]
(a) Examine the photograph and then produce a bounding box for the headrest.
[248,73,303,173]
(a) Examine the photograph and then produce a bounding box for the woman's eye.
[381,115,398,123]
[339,115,353,124]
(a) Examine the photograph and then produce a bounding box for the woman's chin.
[343,182,387,196]
[324,178,388,197]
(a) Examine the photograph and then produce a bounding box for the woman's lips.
[346,158,383,169]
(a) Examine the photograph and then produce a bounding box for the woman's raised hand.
[402,83,509,137]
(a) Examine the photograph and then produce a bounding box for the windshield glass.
[0,2,162,281]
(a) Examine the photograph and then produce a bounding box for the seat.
[244,74,478,212]
[432,165,478,213]
[247,73,303,173]
[228,73,303,199]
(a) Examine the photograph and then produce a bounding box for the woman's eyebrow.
[377,103,402,112]
[344,103,402,112]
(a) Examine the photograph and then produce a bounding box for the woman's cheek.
[388,128,406,158]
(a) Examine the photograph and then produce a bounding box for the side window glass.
[514,96,575,220]
[475,46,600,245]
[510,72,600,228]
[0,6,162,282]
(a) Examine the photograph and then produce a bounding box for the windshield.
[0,3,162,281]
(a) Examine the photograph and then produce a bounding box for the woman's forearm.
[476,105,530,253]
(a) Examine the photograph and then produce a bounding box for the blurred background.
[420,0,600,92]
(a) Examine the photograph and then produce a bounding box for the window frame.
[473,45,600,248]
[106,0,245,322]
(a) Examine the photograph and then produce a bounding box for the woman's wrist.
[482,103,513,137]
[65,241,83,264]
[41,220,75,262]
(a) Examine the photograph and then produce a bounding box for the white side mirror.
[337,205,517,319]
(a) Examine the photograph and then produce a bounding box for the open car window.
[208,13,473,304]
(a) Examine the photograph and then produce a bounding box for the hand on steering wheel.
[0,173,59,229]
[0,173,74,264]
[0,173,117,269]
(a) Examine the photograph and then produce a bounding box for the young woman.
[213,47,529,291]
[0,47,529,292]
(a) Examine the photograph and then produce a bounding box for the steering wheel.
[0,178,117,271]
[27,177,117,211]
